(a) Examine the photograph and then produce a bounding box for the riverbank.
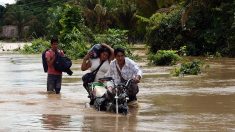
[0,42,30,52]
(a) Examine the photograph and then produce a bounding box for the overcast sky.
[0,0,15,6]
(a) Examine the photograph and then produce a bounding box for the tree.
[181,0,235,55]
[80,0,115,32]
[0,5,5,26]
[4,5,34,40]
[136,0,182,17]
[47,3,91,59]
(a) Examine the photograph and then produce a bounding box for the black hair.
[114,47,125,56]
[51,36,58,44]
[98,47,111,57]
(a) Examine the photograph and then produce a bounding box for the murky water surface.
[0,53,235,131]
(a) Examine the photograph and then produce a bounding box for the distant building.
[0,25,29,39]
[0,25,18,38]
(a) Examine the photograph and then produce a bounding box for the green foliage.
[183,0,235,56]
[171,67,181,76]
[3,5,34,40]
[136,0,181,17]
[134,0,182,41]
[228,11,235,57]
[0,5,5,26]
[21,38,50,54]
[47,6,63,37]
[145,6,183,53]
[59,4,84,35]
[2,0,234,58]
[47,4,92,59]
[2,0,58,39]
[145,0,235,57]
[47,4,90,39]
[148,50,181,66]
[135,15,149,40]
[215,52,222,58]
[94,29,127,47]
[94,29,133,57]
[81,3,112,33]
[113,0,137,34]
[178,45,188,56]
[178,59,203,76]
[60,27,89,59]
[21,28,89,59]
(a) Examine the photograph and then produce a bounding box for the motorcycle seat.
[98,77,113,81]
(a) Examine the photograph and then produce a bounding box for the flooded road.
[0,53,235,131]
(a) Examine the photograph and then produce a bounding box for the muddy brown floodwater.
[0,53,235,131]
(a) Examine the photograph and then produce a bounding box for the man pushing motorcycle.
[106,47,142,103]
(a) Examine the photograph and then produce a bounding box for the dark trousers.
[47,74,62,94]
[127,81,139,102]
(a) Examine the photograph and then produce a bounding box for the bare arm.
[46,57,55,66]
[81,52,92,71]
[130,59,142,83]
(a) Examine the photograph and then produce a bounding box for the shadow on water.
[41,114,71,130]
[0,54,235,131]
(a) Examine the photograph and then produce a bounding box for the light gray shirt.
[106,57,142,84]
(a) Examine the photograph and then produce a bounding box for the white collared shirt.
[106,57,142,84]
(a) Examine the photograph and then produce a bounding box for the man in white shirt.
[106,47,142,102]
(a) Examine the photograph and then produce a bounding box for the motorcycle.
[87,77,132,115]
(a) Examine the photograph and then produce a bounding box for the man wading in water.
[106,47,142,103]
[45,37,64,94]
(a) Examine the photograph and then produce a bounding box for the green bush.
[145,6,183,54]
[178,45,188,56]
[171,67,181,77]
[172,59,203,76]
[94,29,133,57]
[148,50,181,66]
[145,1,235,56]
[60,27,89,59]
[47,4,92,59]
[21,38,50,54]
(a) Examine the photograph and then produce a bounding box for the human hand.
[133,75,141,83]
[84,51,94,60]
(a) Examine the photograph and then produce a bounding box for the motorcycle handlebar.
[117,79,133,89]
[98,77,133,89]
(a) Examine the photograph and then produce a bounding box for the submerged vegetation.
[20,38,50,54]
[148,50,181,66]
[171,59,204,76]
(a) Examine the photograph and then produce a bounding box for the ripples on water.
[0,54,235,131]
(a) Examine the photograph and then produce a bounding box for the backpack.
[54,52,73,75]
[42,49,49,72]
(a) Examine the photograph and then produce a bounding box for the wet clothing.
[90,58,110,81]
[45,49,64,75]
[45,49,64,93]
[106,57,142,102]
[83,58,110,104]
[106,57,142,84]
[47,74,62,94]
